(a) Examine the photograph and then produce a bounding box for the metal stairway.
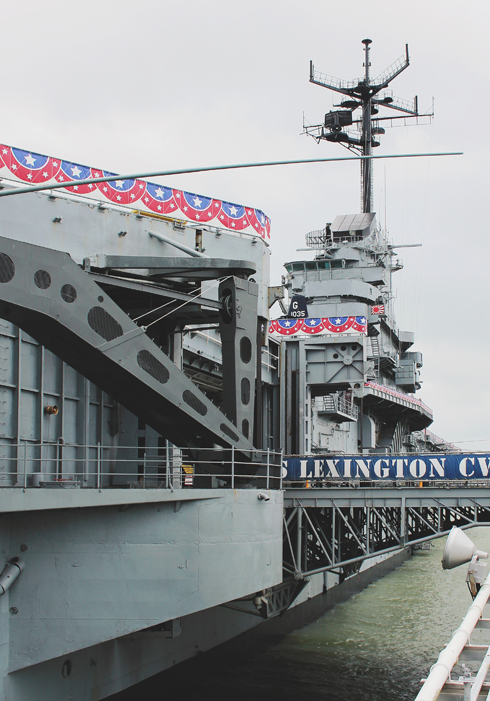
[369,336,380,356]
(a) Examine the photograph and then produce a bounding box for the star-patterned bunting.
[269,316,367,339]
[0,144,271,238]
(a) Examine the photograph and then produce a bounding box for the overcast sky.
[1,0,489,449]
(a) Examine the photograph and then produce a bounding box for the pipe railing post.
[280,450,284,490]
[296,507,303,577]
[23,441,27,490]
[231,446,235,489]
[266,448,270,490]
[97,442,101,490]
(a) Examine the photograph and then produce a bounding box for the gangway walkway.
[283,484,490,580]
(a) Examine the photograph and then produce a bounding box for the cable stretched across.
[137,276,227,329]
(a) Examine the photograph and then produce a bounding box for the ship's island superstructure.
[0,40,438,700]
[271,213,432,457]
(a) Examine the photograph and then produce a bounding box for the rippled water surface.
[114,527,490,701]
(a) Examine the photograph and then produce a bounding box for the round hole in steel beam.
[220,423,239,442]
[242,419,249,439]
[60,284,77,303]
[34,270,51,289]
[241,377,251,405]
[0,253,15,283]
[240,337,252,364]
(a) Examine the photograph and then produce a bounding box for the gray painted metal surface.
[95,254,257,279]
[0,189,271,317]
[0,235,252,452]
[0,43,467,700]
[1,488,282,674]
[219,277,258,440]
[0,184,285,699]
[0,123,463,700]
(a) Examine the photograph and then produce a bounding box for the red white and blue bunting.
[0,145,271,239]
[269,316,367,338]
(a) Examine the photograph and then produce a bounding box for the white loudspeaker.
[442,527,489,570]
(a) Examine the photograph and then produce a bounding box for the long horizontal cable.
[144,277,225,329]
[132,279,216,323]
[0,152,462,199]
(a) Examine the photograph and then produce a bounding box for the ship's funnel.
[441,527,488,570]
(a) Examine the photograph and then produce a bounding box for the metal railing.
[320,392,359,420]
[0,442,283,490]
[373,52,409,88]
[310,68,361,92]
[364,381,434,417]
[283,478,490,490]
[415,569,490,701]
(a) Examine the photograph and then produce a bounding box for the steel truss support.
[283,488,490,580]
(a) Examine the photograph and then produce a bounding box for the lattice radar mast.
[305,39,428,214]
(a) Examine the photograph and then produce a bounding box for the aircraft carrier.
[0,40,442,700]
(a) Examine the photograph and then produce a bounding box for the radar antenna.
[305,39,431,213]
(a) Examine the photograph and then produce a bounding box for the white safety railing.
[321,392,359,420]
[0,443,283,490]
[416,570,490,700]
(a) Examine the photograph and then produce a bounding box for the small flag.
[371,305,385,315]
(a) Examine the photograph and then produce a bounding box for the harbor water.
[114,527,490,701]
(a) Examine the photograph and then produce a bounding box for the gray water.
[114,527,490,700]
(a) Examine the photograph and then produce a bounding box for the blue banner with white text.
[283,454,490,481]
